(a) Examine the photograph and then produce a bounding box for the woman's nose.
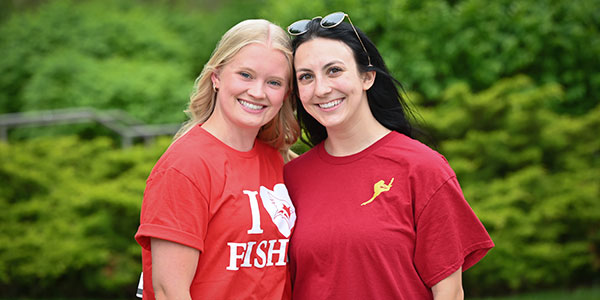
[248,81,266,99]
[314,77,332,97]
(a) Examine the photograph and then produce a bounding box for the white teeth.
[319,99,342,109]
[239,100,264,110]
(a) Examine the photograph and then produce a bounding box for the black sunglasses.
[287,12,372,67]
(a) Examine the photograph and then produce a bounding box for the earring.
[213,85,219,92]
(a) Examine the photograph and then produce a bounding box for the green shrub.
[266,0,600,114]
[0,136,171,297]
[419,76,600,295]
[0,0,264,123]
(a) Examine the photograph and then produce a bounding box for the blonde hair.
[174,19,300,158]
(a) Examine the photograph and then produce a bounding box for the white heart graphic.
[260,184,296,238]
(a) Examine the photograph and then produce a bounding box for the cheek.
[268,89,287,107]
[297,84,313,104]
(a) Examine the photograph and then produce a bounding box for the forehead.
[226,43,290,75]
[294,37,355,68]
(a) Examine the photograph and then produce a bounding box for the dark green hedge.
[0,0,262,123]
[2,0,597,121]
[266,0,599,114]
[422,76,600,294]
[0,136,170,297]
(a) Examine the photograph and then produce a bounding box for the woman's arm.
[431,267,464,300]
[151,238,200,300]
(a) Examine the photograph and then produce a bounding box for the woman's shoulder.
[149,130,217,178]
[383,132,454,176]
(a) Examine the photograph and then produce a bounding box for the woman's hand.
[151,238,200,300]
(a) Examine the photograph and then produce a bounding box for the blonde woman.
[135,19,300,300]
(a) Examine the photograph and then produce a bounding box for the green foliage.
[0,0,189,122]
[419,76,600,294]
[21,52,190,123]
[0,136,171,297]
[266,0,600,114]
[0,0,264,123]
[1,0,599,297]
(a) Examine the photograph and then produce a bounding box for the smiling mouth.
[239,99,266,111]
[318,99,343,109]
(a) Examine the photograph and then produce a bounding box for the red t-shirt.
[135,125,295,299]
[284,131,494,300]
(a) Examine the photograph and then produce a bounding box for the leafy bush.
[418,76,600,294]
[0,0,189,122]
[265,0,600,114]
[0,0,264,123]
[0,136,170,297]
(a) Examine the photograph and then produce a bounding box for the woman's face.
[211,43,290,131]
[294,37,374,131]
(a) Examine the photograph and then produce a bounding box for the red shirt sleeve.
[135,167,209,252]
[413,176,494,288]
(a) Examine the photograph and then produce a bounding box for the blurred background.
[0,0,598,299]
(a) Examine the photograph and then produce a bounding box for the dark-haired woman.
[283,12,494,300]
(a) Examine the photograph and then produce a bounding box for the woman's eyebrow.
[295,60,344,74]
[321,60,344,71]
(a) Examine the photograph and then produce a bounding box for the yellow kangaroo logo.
[361,178,394,206]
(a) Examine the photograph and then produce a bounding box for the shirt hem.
[423,239,495,288]
[135,223,205,252]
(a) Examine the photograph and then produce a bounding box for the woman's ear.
[211,72,220,91]
[362,70,376,90]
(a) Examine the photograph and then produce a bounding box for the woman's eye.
[298,73,313,82]
[327,67,343,75]
[240,72,251,79]
[268,80,282,87]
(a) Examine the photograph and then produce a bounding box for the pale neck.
[324,115,391,157]
[201,112,259,152]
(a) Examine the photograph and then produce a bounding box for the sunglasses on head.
[287,12,372,67]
